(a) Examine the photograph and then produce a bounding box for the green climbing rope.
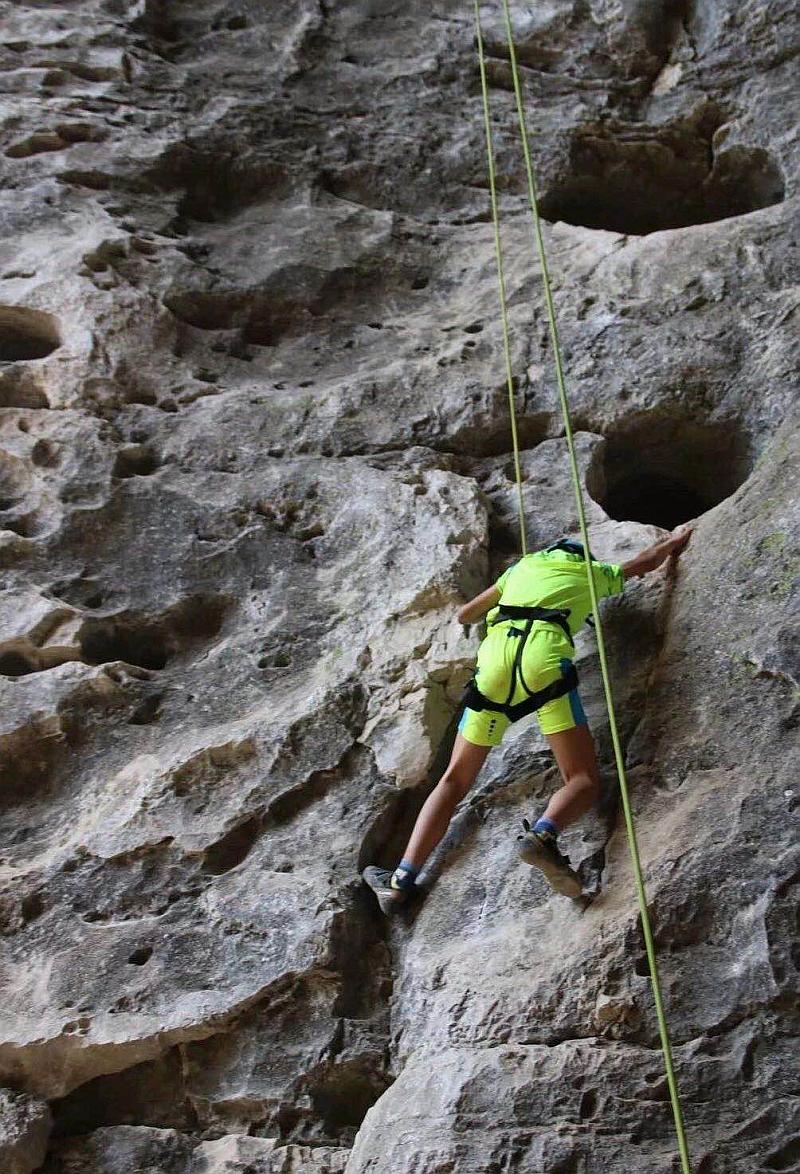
[472,4,693,1171]
[473,0,527,555]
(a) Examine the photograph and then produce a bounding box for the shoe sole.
[518,835,583,899]
[362,867,408,916]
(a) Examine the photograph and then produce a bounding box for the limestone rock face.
[0,0,798,1172]
[0,1089,51,1174]
[45,1127,349,1174]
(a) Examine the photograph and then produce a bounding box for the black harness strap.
[462,661,578,724]
[460,602,579,724]
[491,604,574,648]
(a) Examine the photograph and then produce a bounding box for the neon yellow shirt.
[487,549,625,638]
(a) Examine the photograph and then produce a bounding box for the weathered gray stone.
[0,1088,51,1174]
[48,1126,350,1174]
[191,1134,278,1173]
[47,1125,193,1174]
[0,0,798,1170]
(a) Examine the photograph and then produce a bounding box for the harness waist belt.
[491,604,573,647]
[462,661,579,724]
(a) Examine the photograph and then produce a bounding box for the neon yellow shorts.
[458,624,587,747]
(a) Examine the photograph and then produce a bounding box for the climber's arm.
[622,522,693,580]
[457,585,501,625]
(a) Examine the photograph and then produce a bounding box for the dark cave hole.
[127,946,153,966]
[605,472,706,530]
[539,114,785,235]
[258,649,291,670]
[50,575,104,610]
[21,891,45,922]
[128,693,163,726]
[0,372,49,409]
[164,289,303,350]
[0,650,37,677]
[163,152,289,224]
[113,445,160,479]
[6,131,66,159]
[590,415,751,528]
[81,621,170,671]
[310,1064,392,1135]
[0,305,62,362]
[201,816,262,875]
[0,724,66,810]
[31,439,59,468]
[765,1137,800,1171]
[167,594,229,642]
[0,514,39,538]
[579,1089,598,1120]
[50,1048,190,1139]
[80,596,228,671]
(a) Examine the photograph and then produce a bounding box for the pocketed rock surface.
[0,1,798,1172]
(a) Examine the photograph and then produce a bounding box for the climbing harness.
[463,604,578,723]
[431,593,579,783]
[490,602,572,645]
[471,3,693,1171]
[462,661,578,724]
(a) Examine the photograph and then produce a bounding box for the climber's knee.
[574,771,601,803]
[437,735,488,802]
[437,767,473,805]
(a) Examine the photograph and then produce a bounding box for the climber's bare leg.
[542,724,602,829]
[400,734,490,870]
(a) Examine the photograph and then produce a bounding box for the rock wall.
[0,1,798,1171]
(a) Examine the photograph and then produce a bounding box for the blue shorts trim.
[561,657,587,726]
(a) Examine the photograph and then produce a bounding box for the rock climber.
[363,523,693,912]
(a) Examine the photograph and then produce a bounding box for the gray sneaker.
[517,820,583,899]
[362,865,410,915]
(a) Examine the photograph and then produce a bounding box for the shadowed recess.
[79,595,229,671]
[0,305,62,362]
[539,108,785,235]
[589,413,752,528]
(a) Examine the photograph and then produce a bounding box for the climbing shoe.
[517,819,583,899]
[362,865,410,915]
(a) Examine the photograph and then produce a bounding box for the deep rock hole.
[113,445,160,479]
[0,720,68,810]
[539,108,785,235]
[152,144,289,225]
[81,620,170,671]
[0,650,42,677]
[765,1137,800,1171]
[0,305,62,361]
[310,1063,391,1132]
[201,815,262,875]
[79,596,228,672]
[127,946,153,966]
[128,693,163,726]
[589,416,751,529]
